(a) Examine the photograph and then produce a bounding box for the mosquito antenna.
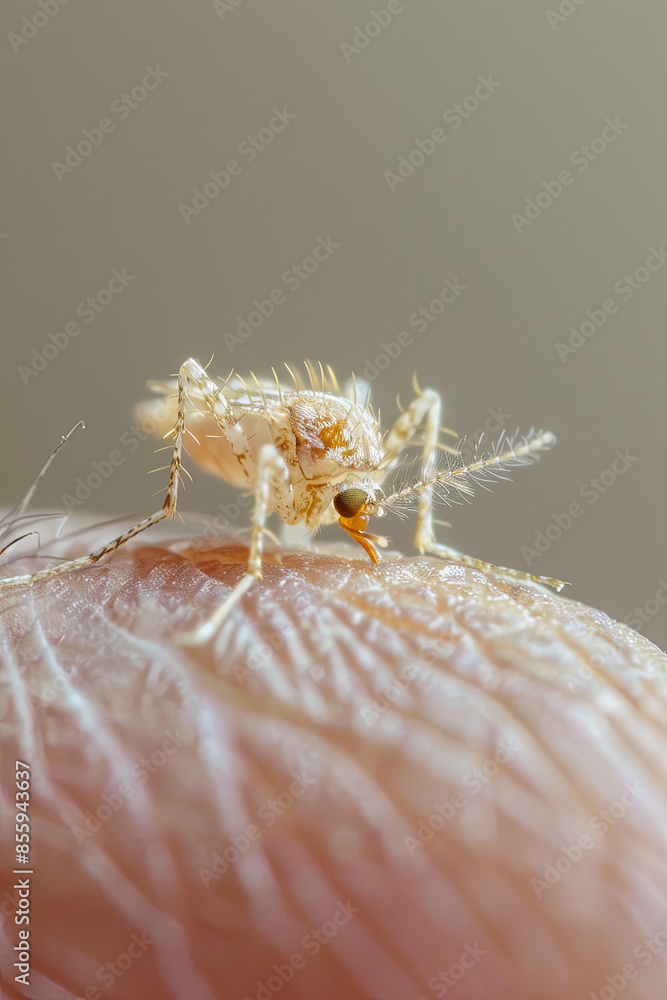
[382,429,556,510]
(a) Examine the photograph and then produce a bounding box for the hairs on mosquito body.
[379,428,557,516]
[209,362,373,417]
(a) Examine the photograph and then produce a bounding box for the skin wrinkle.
[262,720,531,984]
[4,605,210,994]
[302,865,426,998]
[194,698,249,845]
[292,858,411,1000]
[275,846,387,995]
[359,848,481,992]
[456,609,658,811]
[540,622,667,804]
[81,851,216,1000]
[36,637,187,917]
[350,576,667,980]
[417,623,595,822]
[29,766,196,994]
[551,618,664,721]
[2,535,667,998]
[218,556,656,984]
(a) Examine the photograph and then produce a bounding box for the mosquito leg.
[177,357,232,425]
[418,538,567,591]
[382,385,448,556]
[382,384,457,466]
[382,384,458,554]
[393,388,566,592]
[380,383,453,531]
[179,443,293,644]
[0,369,190,594]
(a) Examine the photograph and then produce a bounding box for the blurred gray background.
[2,0,666,648]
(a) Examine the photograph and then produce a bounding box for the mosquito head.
[334,484,387,564]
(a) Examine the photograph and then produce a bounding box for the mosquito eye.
[334,487,368,519]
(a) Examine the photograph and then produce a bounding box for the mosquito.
[0,358,567,641]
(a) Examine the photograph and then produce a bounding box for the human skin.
[1,531,666,1000]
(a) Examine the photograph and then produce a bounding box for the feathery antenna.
[381,429,556,512]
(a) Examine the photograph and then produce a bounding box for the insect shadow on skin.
[0,359,567,642]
